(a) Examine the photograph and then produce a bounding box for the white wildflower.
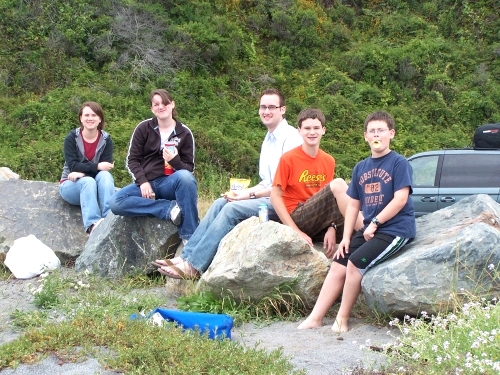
[487,263,495,271]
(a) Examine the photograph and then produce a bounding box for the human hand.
[363,223,377,241]
[68,172,84,182]
[140,182,154,199]
[163,146,178,162]
[98,161,114,171]
[323,227,336,258]
[224,190,248,202]
[296,229,313,247]
[334,239,350,260]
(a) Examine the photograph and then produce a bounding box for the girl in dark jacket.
[59,102,115,234]
[109,89,198,243]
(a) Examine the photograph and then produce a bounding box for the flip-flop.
[151,259,174,268]
[158,265,185,279]
[158,263,199,281]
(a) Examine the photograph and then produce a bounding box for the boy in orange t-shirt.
[271,108,363,257]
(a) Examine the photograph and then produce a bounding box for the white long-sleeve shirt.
[258,119,303,189]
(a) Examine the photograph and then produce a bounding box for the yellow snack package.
[230,178,251,191]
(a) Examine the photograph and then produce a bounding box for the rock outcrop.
[3,175,499,316]
[75,213,180,278]
[0,179,180,272]
[201,216,330,308]
[0,179,88,263]
[362,194,500,316]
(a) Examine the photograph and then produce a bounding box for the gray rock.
[0,180,87,263]
[75,212,180,278]
[362,194,500,316]
[0,167,19,181]
[201,216,330,308]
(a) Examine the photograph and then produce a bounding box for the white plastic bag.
[4,235,61,279]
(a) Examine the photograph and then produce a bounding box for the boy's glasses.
[367,128,389,135]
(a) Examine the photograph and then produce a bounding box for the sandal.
[151,259,174,268]
[158,265,184,279]
[158,262,199,281]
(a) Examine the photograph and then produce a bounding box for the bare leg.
[298,263,347,329]
[331,261,362,333]
[330,178,364,231]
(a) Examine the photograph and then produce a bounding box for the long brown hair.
[79,101,105,131]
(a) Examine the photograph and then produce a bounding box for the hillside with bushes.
[0,0,499,197]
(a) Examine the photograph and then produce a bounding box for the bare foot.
[331,317,349,333]
[297,316,323,329]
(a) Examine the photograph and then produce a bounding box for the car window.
[440,154,500,188]
[409,155,439,187]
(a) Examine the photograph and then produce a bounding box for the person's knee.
[97,170,114,183]
[108,191,126,213]
[80,176,97,190]
[175,170,197,187]
[330,178,347,195]
[329,261,347,280]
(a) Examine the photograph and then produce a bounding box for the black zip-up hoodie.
[125,117,195,185]
[60,128,113,181]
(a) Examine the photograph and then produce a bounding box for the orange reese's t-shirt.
[273,146,336,214]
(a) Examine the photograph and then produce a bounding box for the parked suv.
[408,148,500,217]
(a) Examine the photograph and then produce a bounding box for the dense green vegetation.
[1,0,499,197]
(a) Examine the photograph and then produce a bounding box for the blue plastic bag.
[133,308,233,340]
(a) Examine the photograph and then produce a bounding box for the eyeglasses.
[367,128,390,135]
[259,105,282,111]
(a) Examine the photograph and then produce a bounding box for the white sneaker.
[89,218,104,235]
[170,204,182,226]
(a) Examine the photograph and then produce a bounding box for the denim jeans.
[181,197,278,272]
[108,170,198,241]
[59,171,115,231]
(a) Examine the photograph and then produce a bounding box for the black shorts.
[333,231,412,275]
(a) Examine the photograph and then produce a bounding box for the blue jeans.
[59,171,115,231]
[181,197,278,272]
[108,170,198,241]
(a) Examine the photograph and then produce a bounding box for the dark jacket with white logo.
[125,117,195,185]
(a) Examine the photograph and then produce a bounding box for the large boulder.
[362,194,500,316]
[200,216,330,308]
[0,179,88,263]
[75,213,180,278]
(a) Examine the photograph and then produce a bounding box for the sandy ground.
[0,268,396,375]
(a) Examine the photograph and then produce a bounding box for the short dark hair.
[364,111,395,131]
[297,108,326,128]
[79,101,105,131]
[150,89,178,118]
[259,88,285,107]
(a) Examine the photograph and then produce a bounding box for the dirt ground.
[0,267,397,375]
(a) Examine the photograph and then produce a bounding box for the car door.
[408,153,441,217]
[437,152,500,210]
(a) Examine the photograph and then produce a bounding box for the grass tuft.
[177,281,307,326]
